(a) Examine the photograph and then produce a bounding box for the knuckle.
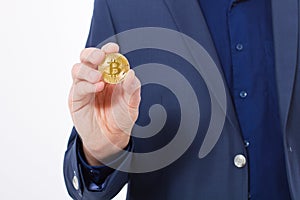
[76,82,86,95]
[81,47,99,63]
[72,63,81,78]
[80,48,89,62]
[77,64,85,75]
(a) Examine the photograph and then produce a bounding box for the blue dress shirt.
[199,0,290,199]
[78,0,291,199]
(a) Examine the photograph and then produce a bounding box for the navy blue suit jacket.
[64,0,300,199]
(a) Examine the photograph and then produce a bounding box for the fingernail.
[95,82,104,92]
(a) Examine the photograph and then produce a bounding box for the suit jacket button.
[72,175,79,190]
[234,154,247,168]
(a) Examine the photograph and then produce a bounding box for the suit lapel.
[163,0,222,69]
[271,0,298,130]
[163,0,242,157]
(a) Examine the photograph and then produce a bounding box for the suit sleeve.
[63,128,131,200]
[63,0,130,199]
[77,132,133,192]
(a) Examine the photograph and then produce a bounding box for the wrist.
[82,135,130,166]
[82,145,104,166]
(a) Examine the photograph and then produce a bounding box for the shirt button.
[248,193,252,199]
[72,175,79,190]
[234,154,247,168]
[236,43,244,51]
[239,91,248,98]
[244,140,250,148]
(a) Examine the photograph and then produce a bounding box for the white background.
[0,0,126,199]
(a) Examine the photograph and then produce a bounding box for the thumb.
[122,70,141,109]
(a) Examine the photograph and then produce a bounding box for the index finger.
[80,48,105,67]
[101,42,120,54]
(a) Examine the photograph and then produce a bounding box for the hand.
[68,43,141,166]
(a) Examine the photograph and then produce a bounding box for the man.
[64,0,300,199]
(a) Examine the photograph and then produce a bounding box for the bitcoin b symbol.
[108,59,122,77]
[98,53,130,84]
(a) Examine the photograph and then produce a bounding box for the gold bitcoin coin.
[98,53,130,84]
